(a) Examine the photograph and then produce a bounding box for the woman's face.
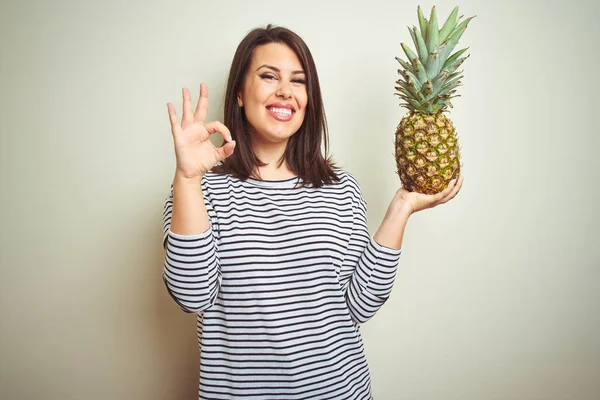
[238,42,308,146]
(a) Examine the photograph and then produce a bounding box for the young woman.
[163,25,462,400]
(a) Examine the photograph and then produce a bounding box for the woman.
[163,25,462,399]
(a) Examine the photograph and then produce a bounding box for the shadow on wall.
[147,217,200,399]
[105,200,201,399]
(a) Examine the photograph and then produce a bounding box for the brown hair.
[213,24,338,188]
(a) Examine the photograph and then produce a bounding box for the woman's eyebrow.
[256,64,305,74]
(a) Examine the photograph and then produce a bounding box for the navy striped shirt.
[162,169,401,399]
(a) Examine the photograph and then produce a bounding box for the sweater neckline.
[243,175,302,188]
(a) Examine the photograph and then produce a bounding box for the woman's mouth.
[266,106,294,122]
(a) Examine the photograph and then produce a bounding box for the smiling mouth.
[267,106,293,117]
[266,106,294,121]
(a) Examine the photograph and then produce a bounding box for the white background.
[1,0,599,399]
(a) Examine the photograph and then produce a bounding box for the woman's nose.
[276,81,292,99]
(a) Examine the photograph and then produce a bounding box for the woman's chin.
[253,130,298,145]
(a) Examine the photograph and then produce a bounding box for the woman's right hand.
[167,83,236,180]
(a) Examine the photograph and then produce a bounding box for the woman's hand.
[167,83,236,180]
[391,176,464,217]
[373,176,463,250]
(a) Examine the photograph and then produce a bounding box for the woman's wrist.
[373,204,411,250]
[173,171,203,185]
[385,200,413,223]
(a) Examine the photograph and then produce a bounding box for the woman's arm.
[162,84,234,313]
[374,176,464,250]
[339,176,463,324]
[162,177,222,314]
[169,173,210,237]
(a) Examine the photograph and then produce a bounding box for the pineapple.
[394,5,474,194]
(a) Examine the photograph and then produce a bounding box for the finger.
[215,140,236,161]
[448,176,463,197]
[455,175,464,191]
[182,88,193,126]
[194,83,208,123]
[440,176,462,204]
[204,120,233,142]
[431,179,456,203]
[449,176,463,198]
[166,102,180,134]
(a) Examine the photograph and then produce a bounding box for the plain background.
[1,0,599,399]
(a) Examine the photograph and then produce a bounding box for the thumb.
[216,140,236,161]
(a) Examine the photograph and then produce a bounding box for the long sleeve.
[162,182,222,314]
[339,193,402,324]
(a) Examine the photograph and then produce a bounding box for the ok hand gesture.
[167,83,236,180]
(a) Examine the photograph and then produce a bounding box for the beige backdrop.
[1,0,599,399]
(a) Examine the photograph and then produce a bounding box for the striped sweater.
[162,169,402,399]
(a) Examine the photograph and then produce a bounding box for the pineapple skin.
[395,112,461,194]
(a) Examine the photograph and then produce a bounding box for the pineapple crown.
[395,6,474,114]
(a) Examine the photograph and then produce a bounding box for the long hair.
[213,24,338,188]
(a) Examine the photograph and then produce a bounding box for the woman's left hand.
[391,176,464,217]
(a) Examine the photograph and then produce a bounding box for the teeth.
[269,107,292,116]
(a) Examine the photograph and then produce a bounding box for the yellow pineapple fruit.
[395,5,474,194]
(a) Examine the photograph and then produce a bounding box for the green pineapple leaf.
[445,70,464,82]
[412,58,429,83]
[417,6,429,44]
[411,26,429,62]
[441,75,463,93]
[426,6,440,52]
[400,43,419,65]
[421,80,434,97]
[438,82,461,98]
[403,70,423,90]
[396,79,425,101]
[440,16,474,60]
[425,47,441,80]
[431,70,449,92]
[431,71,463,94]
[406,97,423,110]
[441,47,469,71]
[439,6,459,42]
[444,55,470,74]
[453,15,475,35]
[395,57,415,75]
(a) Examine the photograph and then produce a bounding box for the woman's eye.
[292,78,307,84]
[261,74,276,80]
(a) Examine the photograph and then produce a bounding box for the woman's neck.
[251,139,296,180]
[255,163,296,180]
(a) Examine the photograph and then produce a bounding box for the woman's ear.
[237,93,243,107]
